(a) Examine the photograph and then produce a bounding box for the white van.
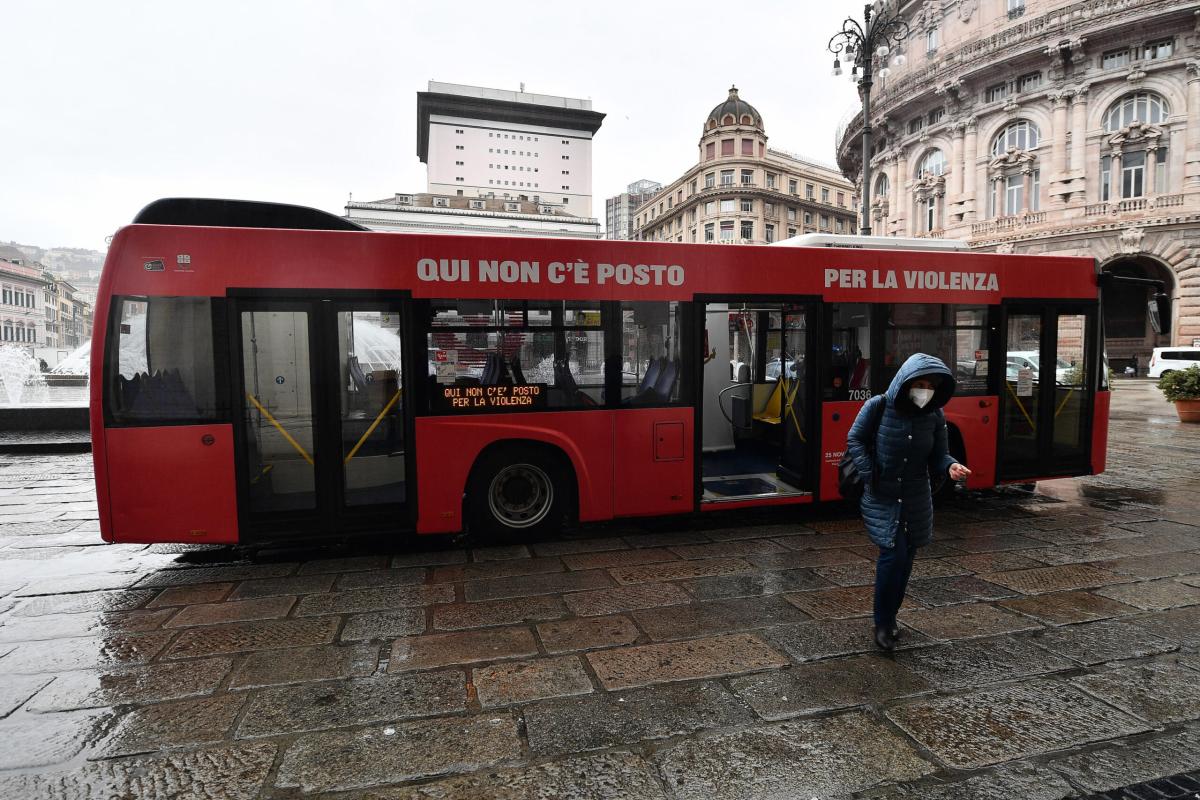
[1148,347,1200,378]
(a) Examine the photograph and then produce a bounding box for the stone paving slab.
[559,547,678,570]
[893,635,1074,690]
[230,644,377,689]
[1022,543,1127,565]
[530,536,627,557]
[228,572,337,599]
[0,674,51,716]
[463,569,614,602]
[587,633,787,690]
[996,590,1140,625]
[763,618,934,662]
[390,549,468,568]
[347,751,668,800]
[133,563,298,588]
[164,617,339,659]
[745,548,868,570]
[237,670,466,738]
[334,567,428,590]
[948,534,1049,553]
[535,615,640,653]
[0,742,277,800]
[389,626,539,673]
[899,602,1041,640]
[472,655,593,708]
[296,555,390,575]
[1098,552,1200,579]
[654,710,935,800]
[679,568,832,599]
[729,653,931,719]
[979,563,1129,594]
[0,630,175,673]
[856,761,1075,800]
[1072,659,1200,725]
[162,595,296,627]
[1137,605,1200,647]
[608,557,753,584]
[562,581,690,616]
[887,678,1150,770]
[28,657,232,711]
[0,607,175,642]
[811,560,879,586]
[431,556,565,583]
[1047,728,1200,793]
[523,680,751,756]
[784,585,876,619]
[295,584,455,616]
[632,594,810,640]
[903,575,1017,607]
[0,708,109,769]
[12,588,156,616]
[99,692,247,757]
[1032,618,1178,665]
[341,608,427,641]
[275,715,522,794]
[1093,577,1200,610]
[147,582,235,607]
[432,596,568,630]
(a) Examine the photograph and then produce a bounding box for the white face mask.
[909,387,934,408]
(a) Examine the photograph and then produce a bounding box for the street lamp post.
[829,1,910,236]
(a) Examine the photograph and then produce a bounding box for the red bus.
[91,198,1117,545]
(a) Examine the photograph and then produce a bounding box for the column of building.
[1069,86,1089,201]
[962,119,977,222]
[1049,91,1071,204]
[1186,62,1200,190]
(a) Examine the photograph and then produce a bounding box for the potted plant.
[1158,364,1200,423]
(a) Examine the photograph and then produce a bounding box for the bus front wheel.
[466,445,572,540]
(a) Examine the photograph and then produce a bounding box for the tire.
[466,445,571,540]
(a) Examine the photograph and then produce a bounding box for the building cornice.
[636,184,858,228]
[345,201,598,226]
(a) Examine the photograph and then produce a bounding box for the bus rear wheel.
[467,446,571,540]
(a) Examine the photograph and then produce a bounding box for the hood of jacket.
[884,353,956,414]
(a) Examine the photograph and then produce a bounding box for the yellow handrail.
[1055,386,1075,419]
[245,393,314,466]
[344,390,402,465]
[783,378,807,443]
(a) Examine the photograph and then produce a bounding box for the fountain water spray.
[0,345,49,405]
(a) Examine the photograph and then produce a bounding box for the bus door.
[699,299,817,503]
[998,303,1096,480]
[232,296,411,538]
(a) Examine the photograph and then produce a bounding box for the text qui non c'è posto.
[442,385,542,408]
[824,268,999,292]
[417,258,684,287]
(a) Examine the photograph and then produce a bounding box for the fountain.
[0,345,49,406]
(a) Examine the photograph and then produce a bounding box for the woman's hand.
[949,463,971,481]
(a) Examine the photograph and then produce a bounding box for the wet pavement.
[0,380,1198,798]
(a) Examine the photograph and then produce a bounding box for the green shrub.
[1158,364,1200,402]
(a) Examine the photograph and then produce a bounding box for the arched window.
[1104,92,1169,132]
[916,149,946,178]
[722,114,735,126]
[874,173,890,196]
[740,114,753,125]
[991,120,1040,155]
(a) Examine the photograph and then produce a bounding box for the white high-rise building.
[418,81,604,217]
[606,179,662,240]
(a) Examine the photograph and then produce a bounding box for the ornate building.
[835,0,1200,364]
[635,88,857,245]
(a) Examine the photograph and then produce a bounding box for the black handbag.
[838,398,885,501]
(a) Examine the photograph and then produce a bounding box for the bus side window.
[826,303,871,401]
[883,304,989,395]
[621,301,686,405]
[107,296,222,424]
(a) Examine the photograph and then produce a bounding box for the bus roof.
[771,233,970,252]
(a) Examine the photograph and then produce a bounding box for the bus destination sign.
[436,383,548,413]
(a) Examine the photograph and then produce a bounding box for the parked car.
[1148,347,1200,379]
[1006,351,1074,384]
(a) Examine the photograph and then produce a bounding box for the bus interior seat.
[347,354,368,392]
[640,357,664,393]
[754,380,784,425]
[481,353,503,386]
[733,362,751,383]
[653,359,678,401]
[850,357,870,389]
[507,357,526,385]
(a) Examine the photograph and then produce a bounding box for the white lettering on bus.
[416,258,680,286]
[825,267,998,293]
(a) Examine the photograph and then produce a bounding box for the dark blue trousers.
[873,521,916,628]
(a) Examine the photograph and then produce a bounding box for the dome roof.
[706,86,762,129]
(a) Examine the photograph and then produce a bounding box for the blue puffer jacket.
[846,353,958,549]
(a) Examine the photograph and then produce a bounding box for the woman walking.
[845,353,971,651]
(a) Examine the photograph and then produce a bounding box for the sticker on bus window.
[436,363,456,384]
[1017,367,1033,397]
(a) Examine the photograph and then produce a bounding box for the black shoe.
[889,625,902,640]
[874,626,896,652]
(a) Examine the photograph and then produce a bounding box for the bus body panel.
[943,396,997,490]
[612,408,694,519]
[819,401,863,503]
[414,412,618,533]
[104,424,239,544]
[1092,391,1110,475]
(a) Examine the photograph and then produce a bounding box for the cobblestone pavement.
[0,381,1197,799]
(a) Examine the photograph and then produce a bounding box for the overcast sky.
[5,0,866,251]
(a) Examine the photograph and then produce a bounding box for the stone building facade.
[635,88,857,245]
[835,0,1200,363]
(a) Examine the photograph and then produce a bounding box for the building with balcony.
[0,245,48,353]
[835,0,1200,364]
[606,179,662,240]
[634,87,857,245]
